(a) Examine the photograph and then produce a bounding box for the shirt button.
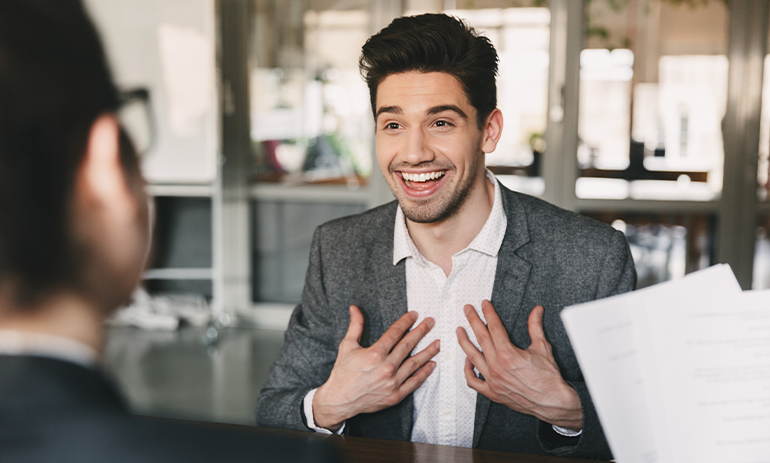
[442,410,452,419]
[442,291,451,301]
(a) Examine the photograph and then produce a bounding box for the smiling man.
[256,13,635,460]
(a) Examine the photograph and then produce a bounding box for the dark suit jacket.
[256,184,636,460]
[0,355,341,463]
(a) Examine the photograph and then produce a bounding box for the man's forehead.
[375,71,472,115]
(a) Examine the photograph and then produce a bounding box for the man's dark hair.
[359,13,499,128]
[0,0,140,306]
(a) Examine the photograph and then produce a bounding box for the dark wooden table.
[326,433,606,463]
[169,418,609,463]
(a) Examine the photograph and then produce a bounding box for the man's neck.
[406,174,496,276]
[0,291,104,356]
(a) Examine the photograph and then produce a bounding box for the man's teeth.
[401,171,445,183]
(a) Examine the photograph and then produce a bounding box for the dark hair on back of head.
[0,0,137,307]
[359,13,499,128]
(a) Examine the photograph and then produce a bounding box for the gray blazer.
[256,184,635,460]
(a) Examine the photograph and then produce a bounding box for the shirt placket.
[419,261,448,446]
[436,254,469,446]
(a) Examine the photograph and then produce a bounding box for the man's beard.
[388,154,481,224]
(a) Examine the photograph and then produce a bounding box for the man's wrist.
[312,384,346,431]
[304,388,345,434]
[543,381,583,430]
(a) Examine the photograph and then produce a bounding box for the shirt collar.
[393,169,507,265]
[393,205,416,265]
[0,330,98,368]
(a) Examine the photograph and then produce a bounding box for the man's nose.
[403,127,435,165]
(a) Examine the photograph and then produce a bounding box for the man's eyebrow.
[427,105,468,119]
[375,105,402,119]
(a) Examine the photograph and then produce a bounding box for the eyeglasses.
[118,88,156,156]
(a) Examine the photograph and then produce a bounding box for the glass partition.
[250,0,374,187]
[249,0,375,305]
[445,5,550,197]
[585,211,716,289]
[577,0,729,201]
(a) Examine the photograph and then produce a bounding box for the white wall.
[84,0,218,184]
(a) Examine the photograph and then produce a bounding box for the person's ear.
[77,114,134,221]
[480,109,504,154]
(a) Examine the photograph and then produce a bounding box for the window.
[577,0,729,202]
[250,0,373,186]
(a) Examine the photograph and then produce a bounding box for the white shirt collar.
[393,169,507,265]
[0,330,98,368]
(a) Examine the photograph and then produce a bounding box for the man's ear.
[481,108,504,154]
[77,115,133,221]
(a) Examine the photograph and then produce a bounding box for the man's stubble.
[387,149,484,224]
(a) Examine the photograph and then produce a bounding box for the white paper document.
[562,265,770,463]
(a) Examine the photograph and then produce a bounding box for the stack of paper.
[561,265,770,463]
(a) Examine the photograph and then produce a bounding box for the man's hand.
[313,305,440,431]
[456,300,582,431]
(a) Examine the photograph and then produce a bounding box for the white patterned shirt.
[303,170,579,443]
[394,170,505,447]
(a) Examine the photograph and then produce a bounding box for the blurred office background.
[81,0,770,425]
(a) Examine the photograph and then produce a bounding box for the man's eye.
[435,120,452,127]
[385,122,400,130]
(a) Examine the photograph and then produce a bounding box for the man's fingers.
[398,361,437,396]
[374,311,419,353]
[388,317,435,363]
[481,300,512,349]
[527,305,549,348]
[395,339,440,383]
[343,305,365,346]
[456,326,490,378]
[463,304,495,357]
[464,357,487,392]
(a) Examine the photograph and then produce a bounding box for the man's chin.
[388,178,463,224]
[399,200,455,224]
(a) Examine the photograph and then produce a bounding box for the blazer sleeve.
[255,226,340,431]
[539,228,636,459]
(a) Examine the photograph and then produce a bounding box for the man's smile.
[396,169,450,197]
[401,171,445,183]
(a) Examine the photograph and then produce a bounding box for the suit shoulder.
[503,188,634,293]
[315,200,397,244]
[509,189,621,246]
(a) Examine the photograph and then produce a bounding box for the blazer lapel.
[372,205,412,441]
[473,185,533,447]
